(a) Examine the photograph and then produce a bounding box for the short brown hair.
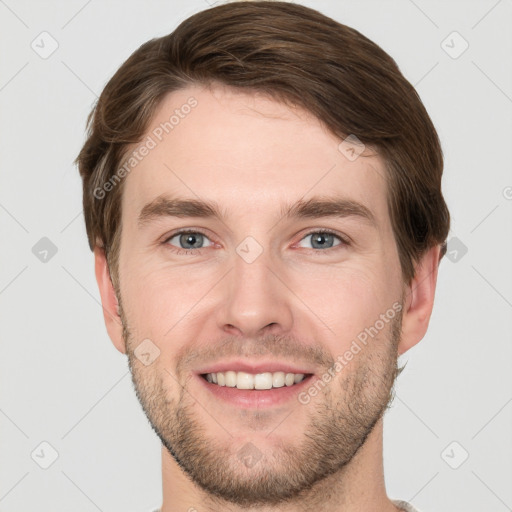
[76,0,450,291]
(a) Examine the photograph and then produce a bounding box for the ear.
[94,247,126,354]
[398,244,442,355]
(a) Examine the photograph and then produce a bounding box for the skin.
[94,83,441,512]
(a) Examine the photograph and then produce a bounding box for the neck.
[159,417,400,512]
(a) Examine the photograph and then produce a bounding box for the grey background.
[1,0,511,511]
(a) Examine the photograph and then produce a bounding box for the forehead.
[121,84,388,225]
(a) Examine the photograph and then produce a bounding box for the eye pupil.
[311,232,334,249]
[181,233,203,248]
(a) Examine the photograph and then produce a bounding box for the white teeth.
[254,372,273,390]
[204,371,306,390]
[272,372,285,388]
[236,372,254,389]
[293,373,304,384]
[225,370,237,388]
[285,373,295,386]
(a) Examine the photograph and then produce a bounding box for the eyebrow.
[137,194,376,229]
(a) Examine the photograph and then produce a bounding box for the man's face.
[115,84,405,507]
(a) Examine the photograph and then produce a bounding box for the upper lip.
[196,359,315,375]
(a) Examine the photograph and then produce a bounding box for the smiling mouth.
[201,371,313,390]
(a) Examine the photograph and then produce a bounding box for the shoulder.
[391,499,423,512]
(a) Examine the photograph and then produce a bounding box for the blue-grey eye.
[167,231,213,250]
[298,231,343,250]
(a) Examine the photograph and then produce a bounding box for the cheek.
[292,260,399,348]
[120,258,215,341]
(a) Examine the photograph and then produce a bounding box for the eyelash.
[161,228,350,256]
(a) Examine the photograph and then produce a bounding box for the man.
[76,1,450,511]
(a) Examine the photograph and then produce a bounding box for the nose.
[215,245,294,338]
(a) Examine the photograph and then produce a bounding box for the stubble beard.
[120,301,403,509]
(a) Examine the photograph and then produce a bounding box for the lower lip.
[197,374,314,408]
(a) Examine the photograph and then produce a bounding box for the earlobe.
[94,247,126,354]
[398,245,442,355]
